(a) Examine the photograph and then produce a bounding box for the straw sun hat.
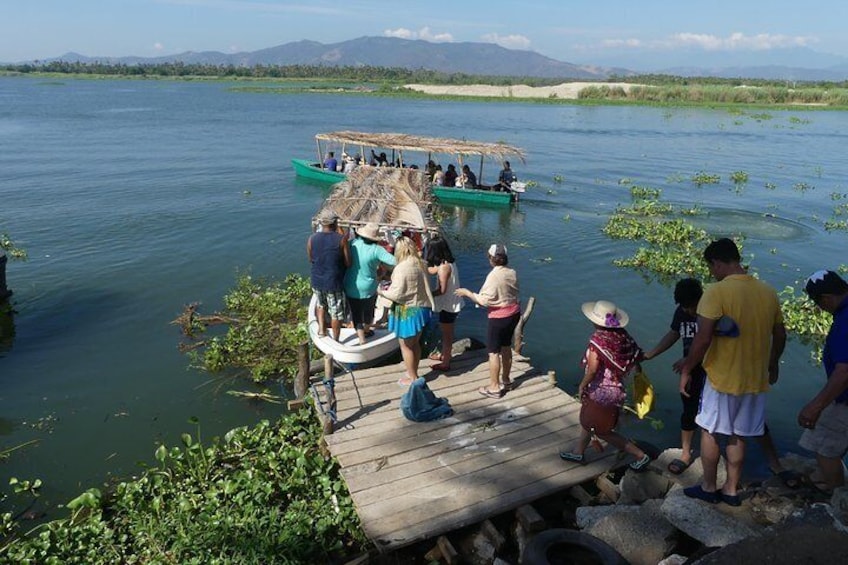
[581,300,629,328]
[357,222,382,242]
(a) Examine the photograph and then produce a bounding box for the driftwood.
[170,302,240,338]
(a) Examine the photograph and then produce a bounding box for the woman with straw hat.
[343,222,397,345]
[560,300,652,471]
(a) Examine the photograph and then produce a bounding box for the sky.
[2,0,847,68]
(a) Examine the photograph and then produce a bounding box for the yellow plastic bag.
[632,369,654,419]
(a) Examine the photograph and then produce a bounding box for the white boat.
[307,294,398,366]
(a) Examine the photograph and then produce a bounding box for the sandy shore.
[403,82,640,99]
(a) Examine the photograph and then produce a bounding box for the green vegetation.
[691,171,721,188]
[173,273,312,384]
[1,410,368,563]
[4,62,848,108]
[0,233,26,260]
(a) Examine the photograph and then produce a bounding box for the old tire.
[522,528,627,565]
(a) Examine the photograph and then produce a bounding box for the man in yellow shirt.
[680,238,786,506]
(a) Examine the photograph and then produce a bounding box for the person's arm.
[578,349,599,399]
[643,330,679,360]
[306,235,313,262]
[680,315,716,396]
[433,263,450,297]
[768,322,787,385]
[799,363,848,429]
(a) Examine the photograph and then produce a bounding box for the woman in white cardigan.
[378,236,435,386]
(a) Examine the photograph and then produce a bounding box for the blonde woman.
[378,236,435,386]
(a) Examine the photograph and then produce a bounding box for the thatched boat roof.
[315,167,439,233]
[315,131,525,163]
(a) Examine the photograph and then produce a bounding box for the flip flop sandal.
[431,363,451,371]
[428,352,443,361]
[398,378,414,387]
[478,387,504,399]
[683,485,720,504]
[559,451,585,463]
[501,381,513,391]
[667,458,692,475]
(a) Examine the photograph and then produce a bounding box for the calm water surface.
[2,77,848,510]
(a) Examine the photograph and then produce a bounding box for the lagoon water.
[2,76,848,510]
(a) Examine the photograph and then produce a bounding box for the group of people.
[307,211,521,393]
[322,150,519,192]
[561,237,848,495]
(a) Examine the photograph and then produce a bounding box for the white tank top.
[433,262,462,313]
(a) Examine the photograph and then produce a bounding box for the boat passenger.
[455,244,520,399]
[497,161,517,191]
[307,211,351,341]
[426,236,462,372]
[344,223,397,345]
[432,165,444,186]
[324,151,338,172]
[377,236,434,387]
[459,165,477,188]
[443,164,458,187]
[426,160,438,182]
[342,153,357,173]
[370,150,389,167]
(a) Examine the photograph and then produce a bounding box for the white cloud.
[480,33,531,50]
[383,27,453,43]
[153,42,165,51]
[597,32,816,52]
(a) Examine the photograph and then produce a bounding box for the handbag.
[631,369,654,419]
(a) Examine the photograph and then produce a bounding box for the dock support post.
[512,296,535,354]
[322,354,336,435]
[287,341,311,411]
[0,253,10,302]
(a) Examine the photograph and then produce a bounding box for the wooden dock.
[312,346,624,552]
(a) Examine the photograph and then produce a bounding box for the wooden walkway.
[312,347,624,552]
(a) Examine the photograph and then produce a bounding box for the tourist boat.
[307,166,441,366]
[292,131,526,206]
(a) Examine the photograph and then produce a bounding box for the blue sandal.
[559,451,585,463]
[629,453,651,471]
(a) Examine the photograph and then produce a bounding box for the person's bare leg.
[356,328,366,345]
[699,429,720,492]
[398,337,418,384]
[722,435,746,496]
[316,305,327,336]
[756,428,784,473]
[411,333,421,374]
[440,322,454,367]
[568,427,592,457]
[680,429,695,464]
[598,432,646,459]
[817,455,846,491]
[487,352,501,392]
[330,318,342,341]
[500,346,513,389]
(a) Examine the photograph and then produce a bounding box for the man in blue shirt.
[799,269,848,492]
[324,151,338,171]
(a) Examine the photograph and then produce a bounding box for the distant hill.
[30,37,848,82]
[48,36,630,80]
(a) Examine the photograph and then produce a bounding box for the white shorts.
[695,378,767,437]
[799,402,848,459]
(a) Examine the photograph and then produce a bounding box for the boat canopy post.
[315,138,323,166]
[477,155,484,186]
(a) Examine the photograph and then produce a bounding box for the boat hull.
[307,295,399,366]
[291,158,347,183]
[432,185,514,206]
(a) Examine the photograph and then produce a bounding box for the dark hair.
[805,270,848,300]
[674,278,703,307]
[425,236,455,267]
[490,253,508,267]
[703,238,740,264]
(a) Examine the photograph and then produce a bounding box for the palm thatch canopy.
[315,131,525,163]
[315,167,439,234]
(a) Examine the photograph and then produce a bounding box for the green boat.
[292,131,526,207]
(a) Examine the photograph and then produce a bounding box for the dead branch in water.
[171,302,240,338]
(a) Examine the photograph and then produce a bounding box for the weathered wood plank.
[312,344,627,553]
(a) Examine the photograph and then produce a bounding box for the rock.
[658,555,688,565]
[660,485,762,547]
[512,521,528,563]
[575,505,618,530]
[618,467,674,504]
[747,490,805,526]
[470,531,496,564]
[654,448,727,487]
[579,500,677,565]
[830,486,848,527]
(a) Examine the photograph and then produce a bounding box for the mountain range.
[39,36,848,81]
